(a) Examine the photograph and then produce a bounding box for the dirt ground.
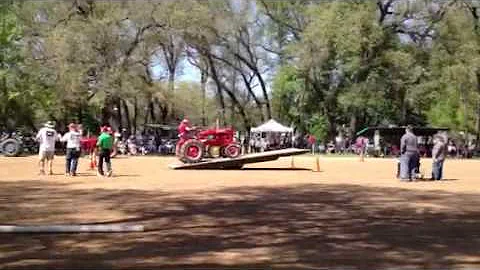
[0,155,479,269]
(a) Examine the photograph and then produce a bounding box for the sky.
[178,61,201,82]
[151,58,201,83]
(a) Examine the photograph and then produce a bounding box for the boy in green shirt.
[97,126,114,177]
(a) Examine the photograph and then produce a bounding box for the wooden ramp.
[169,148,310,170]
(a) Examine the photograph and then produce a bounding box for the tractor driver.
[178,118,196,139]
[176,118,197,156]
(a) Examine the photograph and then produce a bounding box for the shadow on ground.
[0,180,479,269]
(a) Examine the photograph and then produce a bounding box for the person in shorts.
[36,121,59,175]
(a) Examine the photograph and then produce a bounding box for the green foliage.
[272,65,304,128]
[271,0,480,141]
[424,5,480,133]
[307,114,328,142]
[0,1,40,130]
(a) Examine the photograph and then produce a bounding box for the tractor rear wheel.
[180,139,204,163]
[222,143,241,158]
[0,139,22,157]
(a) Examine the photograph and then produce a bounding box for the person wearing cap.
[431,134,447,180]
[61,123,82,176]
[96,126,114,177]
[178,118,194,138]
[399,125,419,181]
[176,118,196,155]
[35,121,59,175]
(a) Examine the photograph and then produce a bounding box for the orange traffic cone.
[89,152,96,170]
[313,156,320,172]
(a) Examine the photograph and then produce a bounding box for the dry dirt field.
[0,155,479,269]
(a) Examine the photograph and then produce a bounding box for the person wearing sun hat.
[35,121,59,175]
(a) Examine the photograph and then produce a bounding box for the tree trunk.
[256,72,272,120]
[240,72,264,122]
[218,93,226,126]
[476,102,480,148]
[168,71,175,92]
[133,96,138,135]
[230,104,236,127]
[77,105,83,124]
[115,98,122,132]
[230,65,237,125]
[122,99,131,134]
[1,76,8,129]
[143,100,149,127]
[476,72,480,148]
[350,113,357,137]
[201,67,207,126]
[101,98,111,126]
[149,100,156,124]
[327,112,336,141]
[399,88,407,125]
[207,54,250,131]
[160,105,168,124]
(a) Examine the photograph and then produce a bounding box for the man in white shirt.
[61,123,82,176]
[36,121,59,175]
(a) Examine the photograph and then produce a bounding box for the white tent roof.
[251,119,293,133]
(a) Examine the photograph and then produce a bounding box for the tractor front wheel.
[222,143,241,158]
[180,139,204,163]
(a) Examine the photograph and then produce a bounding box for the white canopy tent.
[249,119,294,152]
[250,119,293,133]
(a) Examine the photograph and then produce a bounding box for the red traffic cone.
[89,152,96,170]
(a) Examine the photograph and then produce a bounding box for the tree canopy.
[0,0,479,143]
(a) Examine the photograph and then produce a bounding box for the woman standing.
[61,123,82,176]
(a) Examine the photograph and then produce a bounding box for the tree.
[426,3,480,137]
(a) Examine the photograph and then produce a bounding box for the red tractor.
[176,127,241,163]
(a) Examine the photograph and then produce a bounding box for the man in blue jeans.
[399,125,419,181]
[432,135,446,180]
[61,123,81,176]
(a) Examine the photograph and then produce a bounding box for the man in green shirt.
[97,126,114,177]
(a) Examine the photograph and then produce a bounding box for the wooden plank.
[169,148,309,170]
[0,224,144,233]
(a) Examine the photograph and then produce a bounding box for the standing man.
[96,126,114,177]
[36,121,58,175]
[399,125,419,181]
[61,123,81,176]
[432,135,446,180]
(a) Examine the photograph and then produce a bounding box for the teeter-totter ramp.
[169,148,310,170]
